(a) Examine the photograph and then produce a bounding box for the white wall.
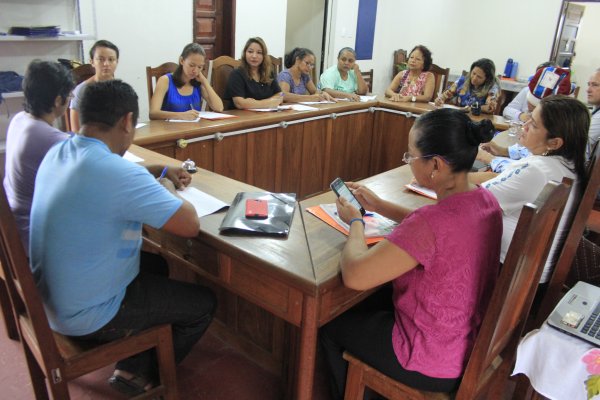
[234,0,287,60]
[285,0,325,78]
[79,0,192,122]
[571,2,600,104]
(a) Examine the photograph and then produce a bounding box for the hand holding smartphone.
[330,178,366,216]
[245,199,269,219]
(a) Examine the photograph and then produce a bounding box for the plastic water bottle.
[503,58,513,78]
[510,62,519,79]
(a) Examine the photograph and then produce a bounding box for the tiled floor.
[0,318,330,399]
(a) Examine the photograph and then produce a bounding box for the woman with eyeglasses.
[319,47,368,101]
[224,37,283,110]
[385,45,436,103]
[320,109,501,399]
[69,40,119,131]
[277,47,335,103]
[482,95,589,284]
[149,43,223,120]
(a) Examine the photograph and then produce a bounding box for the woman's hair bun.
[465,119,495,146]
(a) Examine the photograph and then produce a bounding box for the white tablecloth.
[513,324,600,399]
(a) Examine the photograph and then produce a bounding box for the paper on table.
[178,186,229,218]
[359,95,377,102]
[248,105,293,112]
[427,102,469,112]
[289,104,318,111]
[319,203,396,238]
[198,111,237,120]
[298,100,335,105]
[405,182,437,200]
[123,151,144,163]
[135,123,147,129]
[167,117,201,122]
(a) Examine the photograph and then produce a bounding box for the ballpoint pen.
[158,166,168,180]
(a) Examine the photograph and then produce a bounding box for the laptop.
[547,281,600,346]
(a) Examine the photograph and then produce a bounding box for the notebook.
[547,281,600,346]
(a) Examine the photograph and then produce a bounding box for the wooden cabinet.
[370,109,416,175]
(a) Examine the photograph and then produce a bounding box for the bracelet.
[349,218,366,228]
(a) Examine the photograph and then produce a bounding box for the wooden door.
[194,0,236,59]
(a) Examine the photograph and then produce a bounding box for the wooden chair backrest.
[392,49,407,79]
[429,63,450,100]
[208,55,241,109]
[457,179,572,398]
[361,69,373,93]
[64,64,96,132]
[269,55,283,75]
[534,142,600,326]
[0,178,64,371]
[145,62,178,106]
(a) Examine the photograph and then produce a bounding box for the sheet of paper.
[289,104,318,111]
[167,117,201,122]
[298,100,335,105]
[427,102,469,112]
[317,203,396,238]
[135,123,147,129]
[198,111,237,120]
[178,187,229,218]
[123,151,144,163]
[359,95,377,102]
[405,183,437,200]
[248,105,293,112]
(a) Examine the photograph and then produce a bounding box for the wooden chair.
[207,55,240,109]
[342,178,572,400]
[269,55,283,75]
[532,142,600,327]
[63,64,95,132]
[361,69,374,93]
[429,64,450,100]
[0,184,179,399]
[145,62,178,107]
[392,49,407,79]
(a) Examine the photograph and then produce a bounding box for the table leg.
[294,295,318,400]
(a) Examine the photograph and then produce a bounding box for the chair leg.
[511,374,534,400]
[155,325,179,400]
[344,358,367,400]
[0,277,19,340]
[22,343,51,400]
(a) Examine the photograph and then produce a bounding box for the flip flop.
[108,373,149,396]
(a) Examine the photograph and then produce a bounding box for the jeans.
[77,254,217,382]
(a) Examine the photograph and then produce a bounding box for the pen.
[158,166,168,180]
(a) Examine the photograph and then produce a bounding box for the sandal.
[108,373,150,396]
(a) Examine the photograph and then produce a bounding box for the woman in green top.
[319,47,368,101]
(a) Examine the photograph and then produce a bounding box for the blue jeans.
[77,259,216,382]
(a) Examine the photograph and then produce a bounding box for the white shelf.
[0,34,94,42]
[2,91,24,99]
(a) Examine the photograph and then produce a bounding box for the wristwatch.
[411,95,416,102]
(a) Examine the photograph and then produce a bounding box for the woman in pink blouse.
[385,45,436,103]
[320,108,502,399]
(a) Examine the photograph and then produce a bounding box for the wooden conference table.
[130,144,434,400]
[133,98,509,200]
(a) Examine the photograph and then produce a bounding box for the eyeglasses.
[402,152,449,164]
[93,57,117,64]
[303,60,315,68]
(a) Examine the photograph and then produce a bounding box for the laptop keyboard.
[581,303,600,337]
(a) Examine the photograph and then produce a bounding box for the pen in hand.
[157,166,168,181]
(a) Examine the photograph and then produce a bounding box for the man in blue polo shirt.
[29,79,216,396]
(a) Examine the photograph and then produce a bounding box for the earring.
[542,148,550,156]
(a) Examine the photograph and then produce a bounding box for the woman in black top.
[224,37,282,109]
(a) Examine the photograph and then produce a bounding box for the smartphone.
[245,199,269,219]
[330,178,366,216]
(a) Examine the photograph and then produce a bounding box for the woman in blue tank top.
[150,43,223,120]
